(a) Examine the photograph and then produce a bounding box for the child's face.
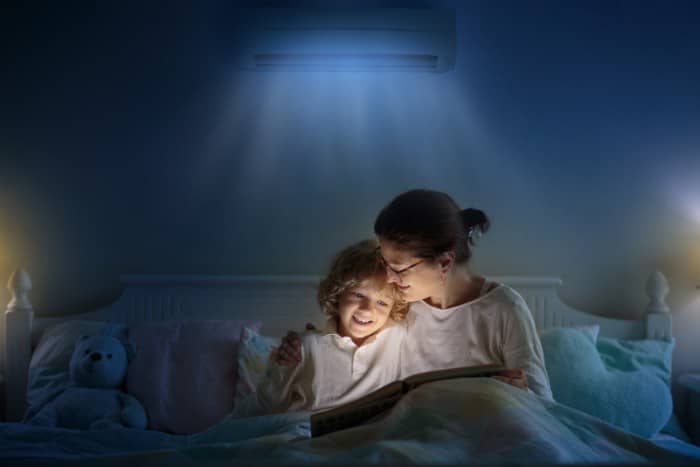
[337,279,395,345]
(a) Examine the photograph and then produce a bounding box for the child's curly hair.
[317,239,408,322]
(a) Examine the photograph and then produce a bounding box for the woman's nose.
[386,269,401,284]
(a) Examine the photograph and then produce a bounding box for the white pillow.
[233,326,281,407]
[31,320,127,369]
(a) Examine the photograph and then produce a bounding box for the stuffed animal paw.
[119,393,148,429]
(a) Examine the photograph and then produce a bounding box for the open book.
[310,363,505,437]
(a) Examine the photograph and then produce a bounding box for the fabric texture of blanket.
[2,378,699,465]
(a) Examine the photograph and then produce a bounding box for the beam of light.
[192,74,258,189]
[193,64,542,210]
[234,73,296,193]
[190,8,547,215]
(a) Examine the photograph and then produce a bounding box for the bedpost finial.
[7,267,33,310]
[645,270,669,314]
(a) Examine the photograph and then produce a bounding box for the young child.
[236,238,408,415]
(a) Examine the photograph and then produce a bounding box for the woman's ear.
[437,251,456,273]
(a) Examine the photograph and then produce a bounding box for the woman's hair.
[317,239,408,321]
[373,189,489,264]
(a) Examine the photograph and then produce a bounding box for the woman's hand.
[491,368,529,390]
[274,323,316,366]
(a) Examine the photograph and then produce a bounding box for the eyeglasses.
[377,248,423,280]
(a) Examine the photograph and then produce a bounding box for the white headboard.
[2,270,672,422]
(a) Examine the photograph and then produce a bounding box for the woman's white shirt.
[400,282,553,400]
[248,319,407,415]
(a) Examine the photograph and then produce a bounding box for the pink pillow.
[125,320,261,434]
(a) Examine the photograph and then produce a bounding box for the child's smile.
[352,315,373,325]
[337,279,396,345]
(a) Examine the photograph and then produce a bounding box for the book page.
[402,364,505,391]
[310,364,506,437]
[315,380,403,416]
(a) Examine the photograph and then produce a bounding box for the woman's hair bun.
[460,208,490,244]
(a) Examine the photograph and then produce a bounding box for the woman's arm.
[500,296,553,400]
[232,341,311,417]
[253,341,313,415]
[275,323,316,365]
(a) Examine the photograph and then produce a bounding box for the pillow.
[596,335,680,438]
[24,320,128,421]
[125,319,261,434]
[31,320,128,369]
[233,326,281,407]
[596,336,672,383]
[539,326,673,438]
[539,324,600,343]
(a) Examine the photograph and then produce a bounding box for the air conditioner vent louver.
[234,8,455,72]
[253,54,439,70]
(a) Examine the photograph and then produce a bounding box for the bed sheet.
[2,378,700,466]
[648,433,700,459]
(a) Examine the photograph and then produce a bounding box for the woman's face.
[378,238,443,303]
[337,279,395,345]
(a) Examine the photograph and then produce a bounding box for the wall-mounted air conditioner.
[233,8,456,72]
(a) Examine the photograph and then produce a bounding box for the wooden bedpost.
[645,270,672,340]
[4,268,34,422]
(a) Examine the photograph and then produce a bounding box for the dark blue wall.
[2,0,700,385]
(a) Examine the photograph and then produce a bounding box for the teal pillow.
[596,336,673,382]
[539,326,674,438]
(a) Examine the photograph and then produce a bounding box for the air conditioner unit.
[233,8,456,72]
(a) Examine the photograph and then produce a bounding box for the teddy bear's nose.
[90,352,102,362]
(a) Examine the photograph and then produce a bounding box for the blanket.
[2,378,699,465]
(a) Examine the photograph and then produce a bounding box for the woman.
[278,189,552,400]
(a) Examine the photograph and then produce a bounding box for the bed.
[2,269,699,465]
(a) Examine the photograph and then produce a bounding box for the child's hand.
[491,368,529,390]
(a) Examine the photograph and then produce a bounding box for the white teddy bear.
[28,334,148,430]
